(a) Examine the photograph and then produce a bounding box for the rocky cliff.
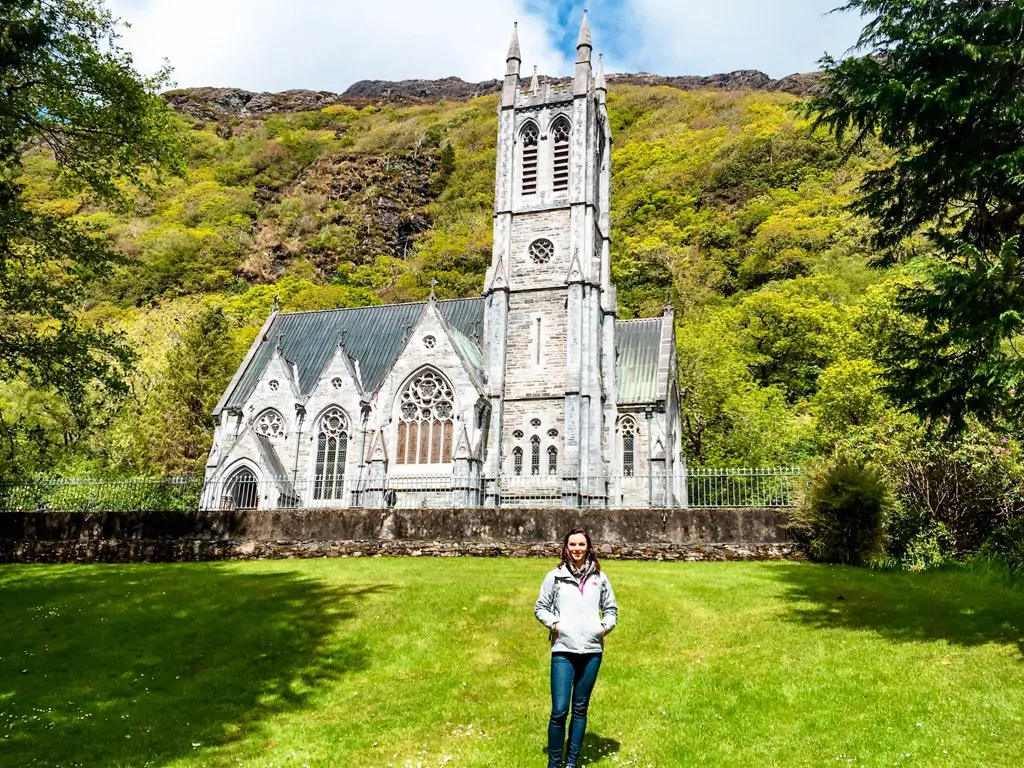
[164,69,823,119]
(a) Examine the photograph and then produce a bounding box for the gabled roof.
[615,317,666,404]
[224,298,484,409]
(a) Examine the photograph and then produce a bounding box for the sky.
[107,0,869,93]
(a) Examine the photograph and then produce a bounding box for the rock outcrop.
[163,69,825,119]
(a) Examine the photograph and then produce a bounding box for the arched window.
[531,435,541,476]
[314,407,348,501]
[513,447,524,476]
[621,417,637,477]
[255,409,285,440]
[552,117,570,192]
[521,123,539,196]
[226,467,258,510]
[548,446,558,476]
[396,369,455,464]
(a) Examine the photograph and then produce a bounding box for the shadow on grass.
[541,733,621,765]
[770,563,1024,657]
[0,564,386,766]
[579,733,621,764]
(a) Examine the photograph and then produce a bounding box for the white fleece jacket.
[534,564,618,654]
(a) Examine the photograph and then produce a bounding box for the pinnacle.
[576,10,592,50]
[507,22,521,62]
[596,53,607,91]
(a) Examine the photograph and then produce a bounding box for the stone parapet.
[0,507,801,564]
[2,539,804,564]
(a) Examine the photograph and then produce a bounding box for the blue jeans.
[547,652,602,768]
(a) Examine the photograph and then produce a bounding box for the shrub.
[790,452,894,565]
[980,516,1024,575]
[897,519,952,572]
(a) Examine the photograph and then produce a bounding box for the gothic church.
[202,13,682,509]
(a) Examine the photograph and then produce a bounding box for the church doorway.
[225,468,259,510]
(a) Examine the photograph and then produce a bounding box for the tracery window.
[531,435,541,476]
[396,369,455,465]
[314,407,349,501]
[552,117,570,192]
[255,409,285,440]
[548,446,558,476]
[226,467,258,510]
[621,417,637,477]
[521,123,539,195]
[513,447,524,477]
[529,238,554,265]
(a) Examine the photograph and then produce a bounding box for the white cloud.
[611,0,866,78]
[106,0,868,93]
[108,0,570,92]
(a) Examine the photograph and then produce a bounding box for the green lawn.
[0,559,1021,767]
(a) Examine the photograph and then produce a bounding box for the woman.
[534,528,619,768]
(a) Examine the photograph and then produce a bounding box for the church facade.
[201,14,682,510]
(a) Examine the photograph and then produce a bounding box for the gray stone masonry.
[0,507,802,563]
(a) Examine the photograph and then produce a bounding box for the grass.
[0,559,1022,767]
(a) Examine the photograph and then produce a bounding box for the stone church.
[202,13,682,510]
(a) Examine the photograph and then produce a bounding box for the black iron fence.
[0,467,805,512]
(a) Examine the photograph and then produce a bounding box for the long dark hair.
[559,527,601,573]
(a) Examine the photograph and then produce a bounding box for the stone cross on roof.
[428,277,438,301]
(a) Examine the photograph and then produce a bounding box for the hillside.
[6,79,898,477]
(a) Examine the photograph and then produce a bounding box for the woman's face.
[566,533,589,566]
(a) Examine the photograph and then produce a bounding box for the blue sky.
[108,0,868,93]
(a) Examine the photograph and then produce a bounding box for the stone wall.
[0,507,802,564]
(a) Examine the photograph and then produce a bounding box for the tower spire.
[506,22,521,65]
[576,10,592,64]
[505,22,521,79]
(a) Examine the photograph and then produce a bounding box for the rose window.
[255,409,284,439]
[529,239,554,265]
[423,335,436,349]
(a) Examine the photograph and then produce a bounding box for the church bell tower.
[482,12,617,506]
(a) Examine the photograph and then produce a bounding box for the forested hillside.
[3,83,1016,505]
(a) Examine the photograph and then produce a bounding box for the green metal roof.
[226,298,484,407]
[615,317,664,404]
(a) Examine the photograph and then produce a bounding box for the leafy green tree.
[812,357,889,448]
[806,0,1024,429]
[0,0,184,417]
[141,307,237,476]
[735,279,851,402]
[677,310,812,465]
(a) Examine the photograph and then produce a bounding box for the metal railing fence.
[686,466,804,508]
[0,478,202,513]
[0,467,804,512]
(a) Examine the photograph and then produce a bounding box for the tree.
[141,307,237,476]
[0,0,184,418]
[806,0,1024,430]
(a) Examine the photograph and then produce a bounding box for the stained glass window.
[314,407,348,501]
[621,417,637,477]
[396,369,455,465]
